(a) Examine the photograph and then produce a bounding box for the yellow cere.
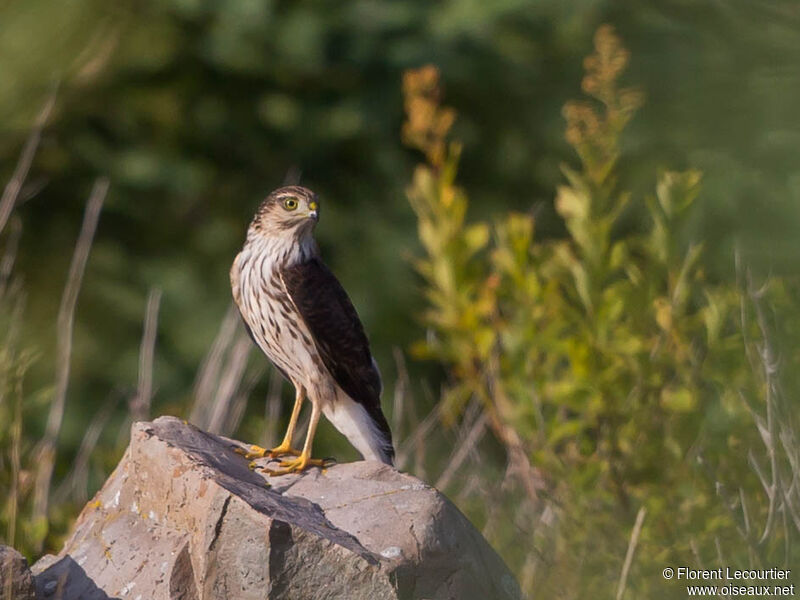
[309,201,318,211]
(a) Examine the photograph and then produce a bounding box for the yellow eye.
[283,197,298,211]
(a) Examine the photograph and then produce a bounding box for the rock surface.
[31,416,521,600]
[0,545,36,600]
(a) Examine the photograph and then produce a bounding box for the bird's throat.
[245,230,317,270]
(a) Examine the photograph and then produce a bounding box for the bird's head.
[249,185,320,241]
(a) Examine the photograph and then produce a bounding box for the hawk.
[230,185,394,475]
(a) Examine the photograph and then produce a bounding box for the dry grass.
[616,506,647,600]
[189,304,239,427]
[31,178,107,545]
[0,85,58,237]
[54,392,120,506]
[130,288,162,423]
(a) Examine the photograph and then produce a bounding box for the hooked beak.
[308,200,319,221]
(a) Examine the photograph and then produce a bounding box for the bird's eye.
[283,197,299,211]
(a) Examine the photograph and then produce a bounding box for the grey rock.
[0,545,36,600]
[32,416,521,600]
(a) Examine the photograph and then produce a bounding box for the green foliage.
[1,1,799,521]
[405,27,799,598]
[1,0,799,589]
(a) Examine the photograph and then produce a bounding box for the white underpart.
[322,389,391,463]
[237,233,320,381]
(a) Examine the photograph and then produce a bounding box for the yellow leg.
[235,386,304,461]
[267,386,305,457]
[265,401,330,476]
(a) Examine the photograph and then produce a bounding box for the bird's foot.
[267,442,301,458]
[235,442,304,470]
[234,444,271,460]
[264,452,335,476]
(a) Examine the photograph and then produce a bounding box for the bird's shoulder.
[280,256,344,297]
[279,258,363,333]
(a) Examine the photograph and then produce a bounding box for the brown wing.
[281,258,393,452]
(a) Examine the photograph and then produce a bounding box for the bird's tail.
[323,394,395,466]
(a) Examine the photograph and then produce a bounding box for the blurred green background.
[1,1,799,598]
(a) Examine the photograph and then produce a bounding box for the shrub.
[404,26,799,597]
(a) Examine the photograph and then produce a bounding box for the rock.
[0,545,36,600]
[31,416,522,600]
